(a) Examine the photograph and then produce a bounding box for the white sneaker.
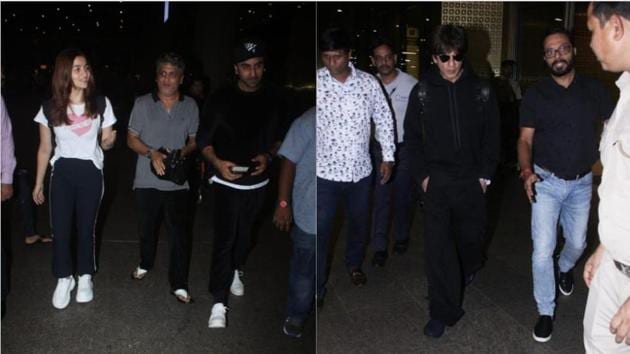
[230,270,244,296]
[208,303,228,328]
[76,274,94,303]
[52,276,75,309]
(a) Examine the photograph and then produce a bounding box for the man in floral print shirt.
[316,27,395,293]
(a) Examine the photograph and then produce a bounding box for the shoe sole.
[532,331,552,343]
[208,320,226,328]
[283,326,302,338]
[52,279,76,309]
[76,292,93,303]
[558,286,573,296]
[230,287,244,296]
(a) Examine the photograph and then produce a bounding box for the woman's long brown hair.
[50,48,97,126]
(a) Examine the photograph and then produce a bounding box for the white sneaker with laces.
[230,270,244,296]
[52,276,75,309]
[208,303,228,328]
[76,274,94,303]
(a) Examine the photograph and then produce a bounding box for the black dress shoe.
[371,251,388,267]
[349,269,367,287]
[393,239,409,254]
[423,318,445,338]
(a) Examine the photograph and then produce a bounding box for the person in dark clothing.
[197,38,286,328]
[404,24,500,338]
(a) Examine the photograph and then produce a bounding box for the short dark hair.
[319,28,351,52]
[369,35,395,56]
[156,52,185,74]
[591,2,630,26]
[430,24,467,55]
[543,27,574,48]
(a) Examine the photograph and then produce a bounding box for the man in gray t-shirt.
[273,107,315,338]
[126,53,199,304]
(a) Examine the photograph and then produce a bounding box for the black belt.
[540,166,591,181]
[614,260,630,279]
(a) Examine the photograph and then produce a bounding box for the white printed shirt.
[316,62,395,182]
[598,71,630,264]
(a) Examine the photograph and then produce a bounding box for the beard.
[377,64,395,76]
[549,57,575,77]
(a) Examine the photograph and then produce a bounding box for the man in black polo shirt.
[517,28,613,343]
[197,38,286,328]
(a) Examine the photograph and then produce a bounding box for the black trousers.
[209,183,265,305]
[135,188,191,291]
[50,158,103,278]
[423,176,486,325]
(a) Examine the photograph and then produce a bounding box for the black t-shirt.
[197,83,287,186]
[520,74,614,177]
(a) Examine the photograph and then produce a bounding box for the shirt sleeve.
[278,112,310,164]
[102,97,117,128]
[1,97,17,184]
[403,83,428,182]
[519,87,537,128]
[33,106,48,126]
[128,97,146,135]
[369,77,396,162]
[188,100,199,137]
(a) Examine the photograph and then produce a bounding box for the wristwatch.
[279,200,289,208]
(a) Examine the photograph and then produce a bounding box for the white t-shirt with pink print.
[34,97,117,170]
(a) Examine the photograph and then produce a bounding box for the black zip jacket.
[403,65,500,183]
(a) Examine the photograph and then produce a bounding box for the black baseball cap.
[233,39,266,64]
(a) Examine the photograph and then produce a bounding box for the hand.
[421,176,430,193]
[213,158,242,181]
[1,184,13,201]
[583,244,605,288]
[273,206,292,232]
[521,169,540,203]
[101,130,117,150]
[250,154,268,176]
[379,161,393,185]
[479,179,488,194]
[33,183,45,205]
[611,297,630,345]
[150,149,168,176]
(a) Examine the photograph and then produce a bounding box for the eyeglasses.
[543,43,572,59]
[437,53,464,63]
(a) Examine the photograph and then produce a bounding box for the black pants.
[423,176,486,325]
[209,183,265,305]
[135,188,190,291]
[2,199,12,308]
[50,158,103,278]
[15,169,38,237]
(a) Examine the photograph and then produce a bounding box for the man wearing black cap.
[197,38,286,328]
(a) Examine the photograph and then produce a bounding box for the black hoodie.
[403,64,500,183]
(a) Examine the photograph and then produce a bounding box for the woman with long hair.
[33,48,116,310]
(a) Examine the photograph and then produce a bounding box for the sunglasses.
[437,53,464,63]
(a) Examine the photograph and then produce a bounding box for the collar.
[321,61,357,83]
[616,71,630,91]
[151,90,185,102]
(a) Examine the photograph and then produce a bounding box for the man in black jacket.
[404,24,500,338]
[197,38,286,328]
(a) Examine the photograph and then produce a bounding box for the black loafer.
[393,239,409,254]
[349,269,367,287]
[371,251,388,267]
[423,318,446,338]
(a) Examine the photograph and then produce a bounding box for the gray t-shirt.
[380,69,418,143]
[128,93,199,191]
[278,107,315,235]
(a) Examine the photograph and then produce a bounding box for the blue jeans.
[286,225,316,322]
[317,175,371,274]
[531,164,592,316]
[371,143,413,252]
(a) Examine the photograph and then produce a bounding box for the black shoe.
[282,317,304,338]
[423,318,445,338]
[349,269,367,287]
[393,240,409,254]
[532,315,553,342]
[558,270,574,296]
[371,251,388,267]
